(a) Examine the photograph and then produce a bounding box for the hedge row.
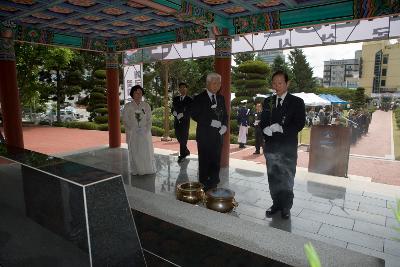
[395,108,400,128]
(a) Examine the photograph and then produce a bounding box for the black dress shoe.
[265,206,280,217]
[177,156,184,163]
[281,208,291,219]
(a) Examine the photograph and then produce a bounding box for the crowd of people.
[123,70,306,219]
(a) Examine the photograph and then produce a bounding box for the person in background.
[253,102,264,154]
[237,100,250,148]
[259,70,305,219]
[191,73,228,191]
[172,82,193,163]
[122,85,156,175]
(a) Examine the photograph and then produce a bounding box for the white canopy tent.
[293,92,331,106]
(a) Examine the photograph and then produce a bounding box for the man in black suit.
[259,70,305,219]
[172,82,193,163]
[191,73,228,191]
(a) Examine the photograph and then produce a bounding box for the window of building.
[382,55,388,64]
[381,80,386,86]
[382,69,387,76]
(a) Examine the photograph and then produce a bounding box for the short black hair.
[271,70,289,83]
[178,82,187,88]
[130,85,144,98]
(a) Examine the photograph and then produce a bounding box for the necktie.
[180,96,184,101]
[277,97,282,108]
[211,94,216,105]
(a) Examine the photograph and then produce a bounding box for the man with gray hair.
[191,73,228,191]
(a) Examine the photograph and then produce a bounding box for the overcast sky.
[283,42,363,78]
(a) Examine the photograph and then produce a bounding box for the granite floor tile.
[329,206,387,226]
[292,198,333,214]
[384,238,400,257]
[291,229,348,248]
[346,243,400,267]
[318,224,384,251]
[362,192,397,202]
[386,200,397,209]
[298,209,355,229]
[353,220,400,240]
[345,193,388,208]
[385,217,399,228]
[292,190,312,201]
[358,202,395,218]
[235,202,268,220]
[289,216,322,234]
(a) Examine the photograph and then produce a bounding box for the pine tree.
[352,87,366,110]
[288,48,315,93]
[233,60,270,106]
[87,70,108,123]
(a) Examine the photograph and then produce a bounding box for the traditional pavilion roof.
[0,0,399,52]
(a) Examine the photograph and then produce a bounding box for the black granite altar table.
[0,144,145,267]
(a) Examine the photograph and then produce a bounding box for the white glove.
[211,120,222,128]
[219,125,227,135]
[173,111,177,117]
[263,126,272,136]
[270,123,283,133]
[177,113,184,120]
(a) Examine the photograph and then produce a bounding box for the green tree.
[15,43,49,120]
[40,47,81,122]
[288,48,315,93]
[352,87,366,110]
[87,70,108,123]
[234,52,255,66]
[269,55,295,90]
[315,87,356,102]
[233,60,270,106]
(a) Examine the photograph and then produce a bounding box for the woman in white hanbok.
[122,85,156,175]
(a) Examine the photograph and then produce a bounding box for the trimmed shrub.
[94,69,106,79]
[94,108,108,115]
[64,121,98,130]
[152,107,165,117]
[247,139,255,146]
[121,125,125,133]
[151,126,164,136]
[230,134,238,144]
[230,120,238,133]
[90,92,106,100]
[97,124,108,131]
[94,115,108,124]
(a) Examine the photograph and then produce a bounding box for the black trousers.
[197,133,222,188]
[175,121,190,156]
[255,126,264,152]
[265,151,296,210]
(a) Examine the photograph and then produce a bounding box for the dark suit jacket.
[259,93,305,155]
[171,95,192,128]
[191,90,228,143]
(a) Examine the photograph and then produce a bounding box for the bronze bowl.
[205,188,238,213]
[176,182,205,204]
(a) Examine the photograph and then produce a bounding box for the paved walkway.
[349,110,393,158]
[1,109,399,186]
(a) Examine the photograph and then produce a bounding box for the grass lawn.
[189,119,197,135]
[298,127,311,145]
[393,112,400,160]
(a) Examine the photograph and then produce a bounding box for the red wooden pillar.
[0,28,24,148]
[106,53,121,148]
[215,30,232,168]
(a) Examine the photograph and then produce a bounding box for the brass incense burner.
[176,182,238,213]
[205,188,238,213]
[176,182,205,204]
